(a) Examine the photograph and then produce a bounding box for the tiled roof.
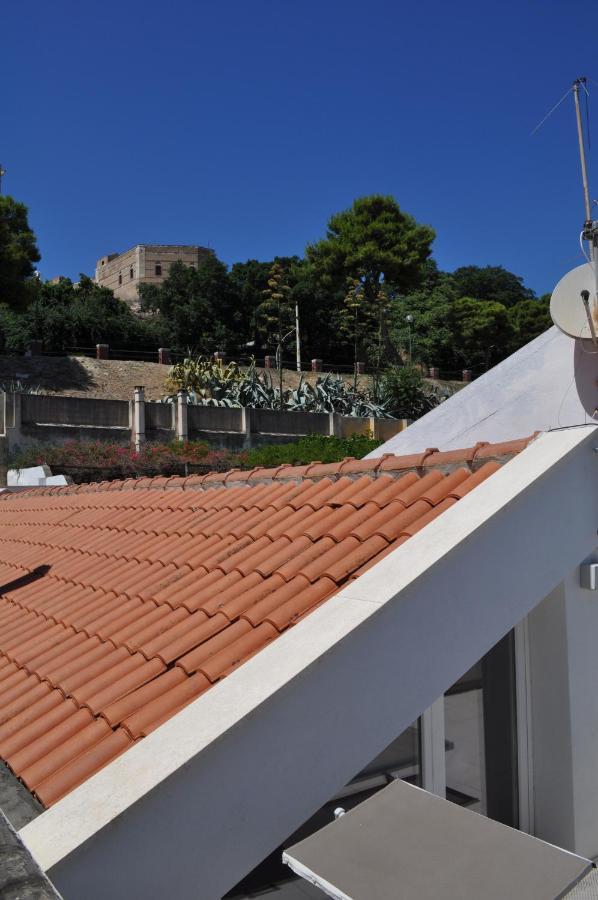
[0,436,536,810]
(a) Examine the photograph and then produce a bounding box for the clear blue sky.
[3,0,597,295]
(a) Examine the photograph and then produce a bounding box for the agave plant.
[164,357,393,417]
[0,378,42,394]
[286,374,392,417]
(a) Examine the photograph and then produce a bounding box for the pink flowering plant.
[11,439,242,479]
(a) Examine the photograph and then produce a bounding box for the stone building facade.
[95,245,213,307]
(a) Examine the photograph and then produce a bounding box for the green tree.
[336,278,376,389]
[389,283,457,371]
[450,297,514,369]
[255,262,295,407]
[230,256,305,348]
[380,364,440,419]
[139,256,238,353]
[306,195,435,304]
[449,265,535,307]
[508,296,552,350]
[0,195,41,309]
[7,275,168,352]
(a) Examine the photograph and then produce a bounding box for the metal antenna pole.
[295,300,301,372]
[573,77,598,331]
[0,164,5,195]
[573,78,592,222]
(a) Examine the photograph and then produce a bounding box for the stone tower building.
[95,244,213,307]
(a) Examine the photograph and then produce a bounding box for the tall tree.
[306,195,435,304]
[255,262,295,407]
[0,195,41,309]
[0,275,168,353]
[139,256,238,353]
[507,296,552,350]
[450,297,514,370]
[449,265,535,307]
[230,256,304,348]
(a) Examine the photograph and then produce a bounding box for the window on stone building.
[118,273,122,285]
[130,268,134,279]
[155,263,162,276]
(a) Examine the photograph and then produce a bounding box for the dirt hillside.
[0,355,382,401]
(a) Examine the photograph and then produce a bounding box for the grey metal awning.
[283,780,592,900]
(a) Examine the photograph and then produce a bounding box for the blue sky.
[2,0,597,295]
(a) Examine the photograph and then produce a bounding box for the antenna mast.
[572,78,592,223]
[571,77,598,341]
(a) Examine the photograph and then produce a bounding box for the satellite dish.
[550,263,598,339]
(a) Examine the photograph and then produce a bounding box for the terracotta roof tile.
[122,672,211,739]
[0,434,534,807]
[34,727,133,806]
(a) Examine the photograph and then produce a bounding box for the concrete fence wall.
[2,392,409,453]
[250,408,330,436]
[187,405,245,435]
[21,394,130,429]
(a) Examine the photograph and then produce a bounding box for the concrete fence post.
[368,416,381,440]
[177,391,189,441]
[0,436,7,487]
[328,412,342,438]
[11,392,22,432]
[158,348,171,365]
[311,359,323,373]
[133,386,146,450]
[96,344,109,360]
[355,361,365,375]
[241,407,252,449]
[462,369,473,383]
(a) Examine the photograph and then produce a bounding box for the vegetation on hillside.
[165,356,393,417]
[0,192,551,379]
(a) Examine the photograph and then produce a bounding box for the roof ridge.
[0,434,540,498]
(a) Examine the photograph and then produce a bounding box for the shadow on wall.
[574,340,598,420]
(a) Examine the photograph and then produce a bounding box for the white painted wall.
[528,549,598,859]
[6,466,69,487]
[369,328,598,454]
[19,427,598,899]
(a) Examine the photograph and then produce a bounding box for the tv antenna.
[550,77,598,345]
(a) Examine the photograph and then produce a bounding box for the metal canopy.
[283,780,592,900]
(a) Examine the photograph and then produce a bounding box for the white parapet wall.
[370,328,598,455]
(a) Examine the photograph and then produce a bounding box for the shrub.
[244,433,382,467]
[380,364,441,419]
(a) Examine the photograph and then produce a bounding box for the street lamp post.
[405,314,414,362]
[277,329,295,410]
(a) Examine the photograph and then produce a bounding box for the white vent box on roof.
[580,563,598,591]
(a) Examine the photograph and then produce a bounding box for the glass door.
[444,631,519,827]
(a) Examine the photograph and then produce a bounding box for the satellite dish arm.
[580,290,598,346]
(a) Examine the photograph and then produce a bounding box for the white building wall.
[369,328,598,454]
[528,551,598,859]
